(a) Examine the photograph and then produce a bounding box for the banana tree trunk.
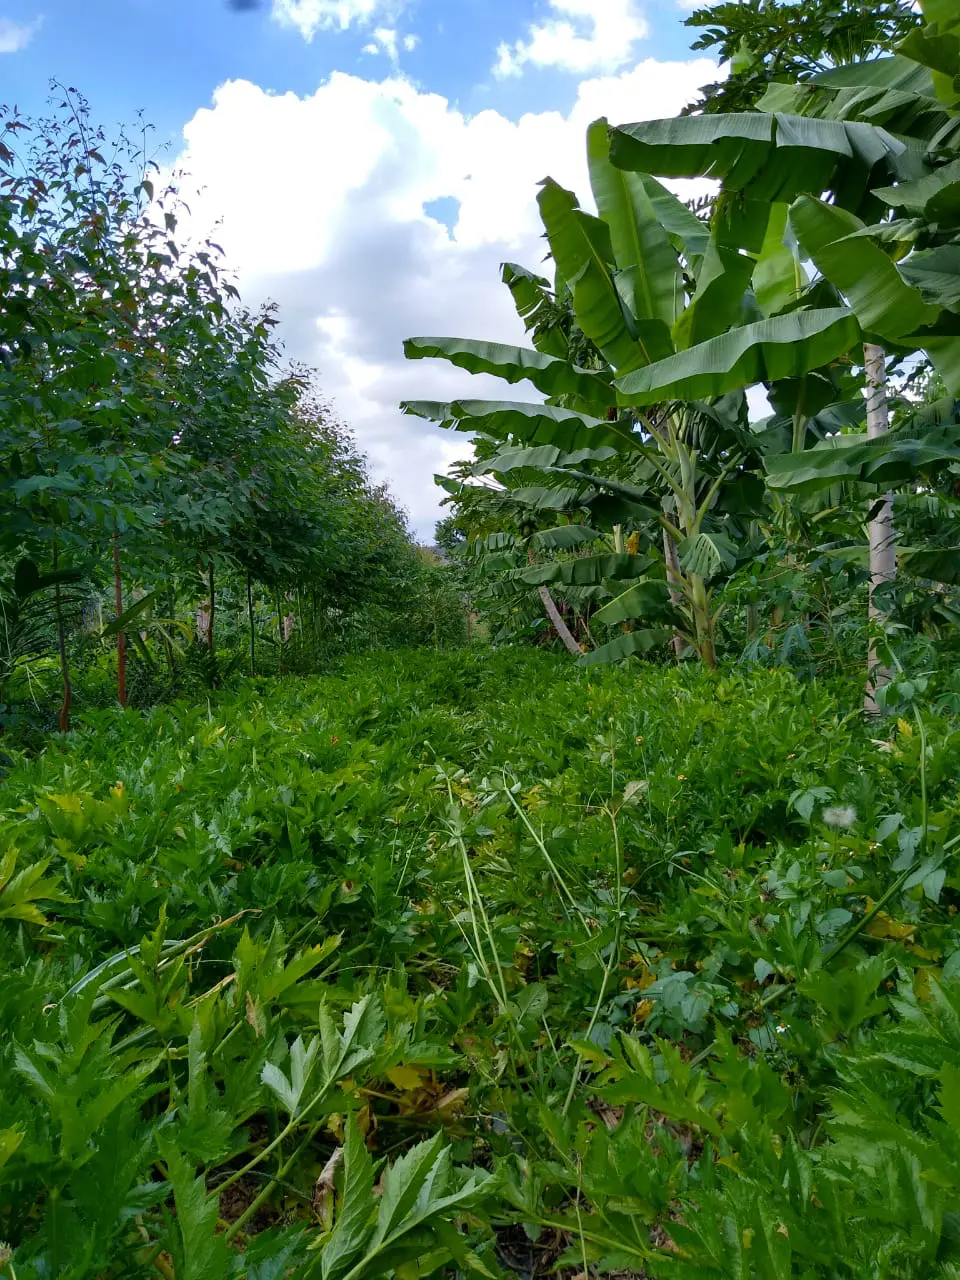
[689,573,717,670]
[537,586,584,657]
[662,527,685,657]
[864,342,895,714]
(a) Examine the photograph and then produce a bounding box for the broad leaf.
[608,113,906,209]
[516,554,654,588]
[765,426,960,494]
[320,1121,376,1280]
[403,399,637,452]
[587,118,683,335]
[501,262,568,358]
[616,309,861,405]
[789,194,939,340]
[402,337,615,406]
[578,628,674,665]
[537,178,652,371]
[593,579,675,627]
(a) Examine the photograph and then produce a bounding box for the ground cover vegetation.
[4,0,960,1275]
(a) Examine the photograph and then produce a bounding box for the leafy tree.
[685,0,921,116]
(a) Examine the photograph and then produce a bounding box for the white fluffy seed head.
[823,804,857,830]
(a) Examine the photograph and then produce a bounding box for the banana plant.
[598,6,960,702]
[405,123,803,668]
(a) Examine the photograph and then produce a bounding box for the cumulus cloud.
[363,26,398,60]
[271,0,400,40]
[172,55,715,536]
[0,16,41,53]
[494,0,648,78]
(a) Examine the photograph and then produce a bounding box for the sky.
[2,0,720,539]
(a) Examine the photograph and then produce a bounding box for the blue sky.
[2,0,718,536]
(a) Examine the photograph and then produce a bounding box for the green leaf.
[789,195,939,340]
[609,113,905,205]
[616,309,860,405]
[873,156,960,226]
[501,262,569,358]
[402,338,615,406]
[0,1126,23,1173]
[678,530,738,579]
[101,589,161,638]
[480,443,616,475]
[531,524,599,551]
[898,245,960,310]
[372,1131,448,1245]
[587,118,683,335]
[537,178,651,372]
[578,629,673,665]
[261,1034,320,1118]
[160,1140,229,1280]
[320,1121,376,1280]
[516,554,653,588]
[752,203,806,317]
[403,400,633,453]
[766,425,960,494]
[592,580,675,627]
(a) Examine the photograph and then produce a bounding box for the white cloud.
[363,26,398,59]
[172,55,716,537]
[402,33,418,52]
[271,0,399,40]
[495,0,648,78]
[0,16,41,53]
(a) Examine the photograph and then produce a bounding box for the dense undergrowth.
[3,648,960,1277]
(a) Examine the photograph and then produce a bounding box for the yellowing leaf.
[386,1065,428,1091]
[864,911,915,942]
[48,792,84,814]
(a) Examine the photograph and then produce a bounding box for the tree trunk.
[538,586,584,657]
[113,531,127,708]
[689,573,717,670]
[247,572,256,676]
[527,545,583,656]
[864,342,895,714]
[662,527,685,657]
[53,541,71,733]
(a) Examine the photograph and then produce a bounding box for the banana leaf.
[898,246,960,311]
[537,178,655,372]
[532,525,599,551]
[403,400,634,452]
[616,308,860,405]
[501,263,569,358]
[578,628,674,666]
[476,443,617,475]
[587,119,684,334]
[608,114,905,208]
[872,156,960,226]
[765,425,960,494]
[402,337,615,406]
[516,554,653,587]
[900,546,960,583]
[789,195,940,340]
[593,578,675,628]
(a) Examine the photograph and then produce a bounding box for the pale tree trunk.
[864,342,896,714]
[528,545,584,656]
[538,586,584,656]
